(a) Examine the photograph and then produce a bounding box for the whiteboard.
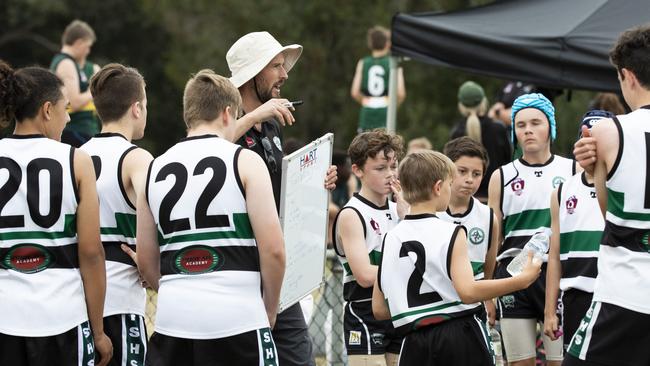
[278,133,333,312]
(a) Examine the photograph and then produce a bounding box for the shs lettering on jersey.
[81,133,145,317]
[438,197,493,280]
[146,135,267,339]
[557,172,603,293]
[379,214,482,337]
[0,135,88,337]
[333,193,398,302]
[499,156,575,261]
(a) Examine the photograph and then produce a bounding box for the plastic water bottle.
[490,326,505,366]
[506,231,550,276]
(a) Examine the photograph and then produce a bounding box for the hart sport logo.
[566,195,578,214]
[174,245,223,275]
[511,178,525,196]
[300,148,317,170]
[3,244,53,274]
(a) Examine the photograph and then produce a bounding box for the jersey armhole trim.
[118,146,138,210]
[447,225,464,280]
[487,208,494,251]
[557,182,564,206]
[377,233,388,293]
[234,147,246,198]
[144,160,154,209]
[332,206,367,258]
[607,116,624,181]
[70,147,80,204]
[499,167,504,214]
[572,160,577,176]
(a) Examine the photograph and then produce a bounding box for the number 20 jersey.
[378,214,481,336]
[0,135,87,336]
[146,135,268,339]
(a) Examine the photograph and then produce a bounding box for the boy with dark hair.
[566,24,650,366]
[439,136,499,325]
[372,150,540,366]
[81,63,153,365]
[333,129,406,366]
[350,26,405,132]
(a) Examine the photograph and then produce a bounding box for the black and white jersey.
[0,135,87,336]
[147,134,267,339]
[595,107,650,314]
[81,133,145,317]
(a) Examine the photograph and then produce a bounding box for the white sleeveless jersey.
[438,197,493,279]
[499,155,575,261]
[557,172,603,293]
[0,135,87,336]
[333,193,398,301]
[378,214,481,336]
[147,135,267,339]
[81,133,145,317]
[594,107,650,314]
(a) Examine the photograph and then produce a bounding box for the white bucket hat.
[227,31,302,88]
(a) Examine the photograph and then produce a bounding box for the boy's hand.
[573,127,597,175]
[484,299,496,327]
[390,178,410,219]
[518,251,542,287]
[543,313,561,341]
[94,332,113,366]
[121,244,150,288]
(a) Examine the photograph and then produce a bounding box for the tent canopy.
[391,0,650,92]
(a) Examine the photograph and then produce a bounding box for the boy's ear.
[351,163,364,178]
[433,179,442,196]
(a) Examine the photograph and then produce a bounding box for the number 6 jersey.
[378,214,481,336]
[146,134,268,339]
[0,135,87,337]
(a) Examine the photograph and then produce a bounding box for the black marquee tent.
[391,0,650,92]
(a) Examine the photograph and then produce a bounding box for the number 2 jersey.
[146,135,268,339]
[378,214,481,336]
[80,133,145,317]
[0,135,87,336]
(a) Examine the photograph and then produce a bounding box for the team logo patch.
[245,136,256,148]
[273,136,283,152]
[511,178,525,196]
[349,331,362,346]
[552,176,565,188]
[566,195,578,214]
[174,245,223,274]
[468,228,485,245]
[501,295,515,309]
[370,218,381,235]
[370,332,385,346]
[299,148,317,170]
[3,244,53,274]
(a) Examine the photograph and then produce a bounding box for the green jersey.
[358,55,390,131]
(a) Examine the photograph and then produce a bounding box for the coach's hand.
[324,165,337,191]
[573,126,597,175]
[250,98,296,127]
[94,332,113,366]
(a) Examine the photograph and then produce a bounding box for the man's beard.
[253,75,276,103]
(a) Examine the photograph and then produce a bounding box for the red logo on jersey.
[3,244,52,274]
[511,178,525,196]
[174,246,222,275]
[370,218,381,235]
[245,136,256,148]
[566,195,578,214]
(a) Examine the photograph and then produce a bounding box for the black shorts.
[0,321,95,366]
[272,302,315,366]
[560,289,593,348]
[496,259,553,320]
[398,314,494,366]
[344,300,403,355]
[146,327,278,366]
[103,313,148,366]
[564,301,650,366]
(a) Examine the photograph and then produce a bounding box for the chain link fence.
[144,249,348,365]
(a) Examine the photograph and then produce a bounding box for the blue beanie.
[510,93,556,144]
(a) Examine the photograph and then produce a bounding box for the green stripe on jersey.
[559,231,602,254]
[471,261,484,276]
[342,250,382,276]
[0,214,76,240]
[607,188,650,222]
[158,213,253,245]
[392,301,463,321]
[504,208,550,235]
[100,213,136,238]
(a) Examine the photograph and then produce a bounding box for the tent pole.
[386,56,399,133]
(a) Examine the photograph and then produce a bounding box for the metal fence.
[144,249,348,366]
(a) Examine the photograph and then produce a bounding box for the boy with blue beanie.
[488,93,576,365]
